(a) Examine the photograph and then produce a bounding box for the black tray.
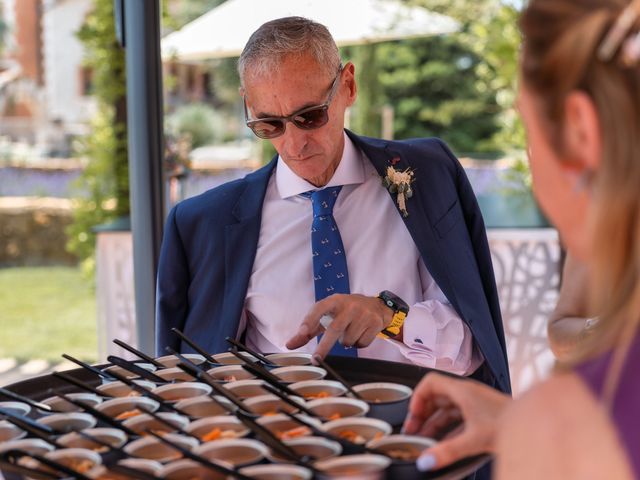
[1,355,490,479]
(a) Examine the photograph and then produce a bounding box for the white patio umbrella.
[161,0,459,61]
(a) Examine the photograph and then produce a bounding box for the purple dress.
[575,334,640,477]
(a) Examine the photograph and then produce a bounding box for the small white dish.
[122,412,190,436]
[314,454,391,479]
[193,438,269,467]
[175,395,235,418]
[58,427,127,451]
[223,379,269,398]
[211,351,258,365]
[155,353,206,368]
[265,353,313,366]
[243,393,304,415]
[124,433,198,463]
[45,448,102,475]
[256,413,321,440]
[159,458,232,480]
[37,412,97,433]
[239,463,314,480]
[271,365,327,383]
[306,397,370,420]
[266,436,342,464]
[0,420,26,442]
[41,392,103,413]
[320,417,392,445]
[0,400,31,417]
[186,414,250,441]
[103,362,156,379]
[154,367,197,382]
[289,380,348,399]
[95,379,156,397]
[151,381,212,403]
[352,382,413,427]
[96,395,159,420]
[207,364,256,382]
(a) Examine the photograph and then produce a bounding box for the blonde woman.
[404,0,640,477]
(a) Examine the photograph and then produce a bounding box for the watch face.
[379,290,409,312]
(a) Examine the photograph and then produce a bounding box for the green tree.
[66,0,128,275]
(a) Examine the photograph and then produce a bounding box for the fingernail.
[416,454,436,472]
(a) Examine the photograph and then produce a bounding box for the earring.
[573,170,594,194]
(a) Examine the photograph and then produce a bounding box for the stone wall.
[0,197,77,266]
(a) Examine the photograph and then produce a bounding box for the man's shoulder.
[171,161,274,221]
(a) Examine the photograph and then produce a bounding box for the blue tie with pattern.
[305,186,357,357]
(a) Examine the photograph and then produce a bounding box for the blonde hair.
[520,0,640,403]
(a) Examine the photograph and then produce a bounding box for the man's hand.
[402,372,511,471]
[285,293,394,359]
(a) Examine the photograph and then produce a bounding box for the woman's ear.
[562,91,602,173]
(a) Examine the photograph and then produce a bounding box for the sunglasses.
[243,65,344,139]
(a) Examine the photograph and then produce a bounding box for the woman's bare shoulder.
[495,372,633,479]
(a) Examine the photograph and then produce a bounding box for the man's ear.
[343,62,357,106]
[562,91,602,173]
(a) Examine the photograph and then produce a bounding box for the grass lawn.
[0,266,97,362]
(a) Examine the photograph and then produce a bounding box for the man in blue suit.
[156,17,510,395]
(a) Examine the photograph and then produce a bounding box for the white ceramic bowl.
[239,463,314,480]
[45,448,103,476]
[41,393,103,413]
[289,380,348,399]
[0,419,26,442]
[0,400,30,417]
[89,458,163,479]
[211,351,258,365]
[255,413,321,440]
[37,412,97,433]
[124,433,198,463]
[223,379,269,398]
[193,438,269,467]
[155,353,206,368]
[243,393,305,415]
[154,367,198,382]
[352,382,413,426]
[122,412,190,436]
[103,362,157,379]
[266,436,342,464]
[314,453,391,480]
[207,364,256,382]
[265,353,313,366]
[151,381,212,403]
[305,397,370,420]
[186,415,250,441]
[271,366,327,383]
[58,427,127,451]
[0,438,54,456]
[320,417,393,445]
[175,395,235,418]
[367,434,436,479]
[95,379,156,398]
[96,395,159,419]
[159,458,231,480]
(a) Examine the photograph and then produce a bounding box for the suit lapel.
[219,158,277,343]
[346,130,460,316]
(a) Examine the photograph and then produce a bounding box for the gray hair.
[238,16,341,85]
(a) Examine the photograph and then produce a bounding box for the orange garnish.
[115,408,141,420]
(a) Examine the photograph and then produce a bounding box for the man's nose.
[281,121,310,156]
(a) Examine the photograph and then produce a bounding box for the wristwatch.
[377,290,410,339]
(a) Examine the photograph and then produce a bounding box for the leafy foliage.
[66,0,128,277]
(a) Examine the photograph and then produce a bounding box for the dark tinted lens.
[249,119,286,139]
[292,106,329,130]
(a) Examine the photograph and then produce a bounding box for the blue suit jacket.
[156,130,511,393]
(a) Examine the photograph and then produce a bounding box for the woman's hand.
[403,372,511,471]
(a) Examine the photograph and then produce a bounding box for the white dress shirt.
[240,133,483,375]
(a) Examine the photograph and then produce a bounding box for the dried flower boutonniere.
[382,165,415,217]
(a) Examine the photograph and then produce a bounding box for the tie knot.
[307,186,342,218]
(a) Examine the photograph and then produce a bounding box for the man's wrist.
[377,290,409,339]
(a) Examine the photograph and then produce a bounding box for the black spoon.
[314,355,364,400]
[171,328,219,364]
[113,338,165,368]
[0,387,54,413]
[2,449,93,480]
[229,349,299,397]
[225,336,273,365]
[1,412,63,449]
[104,368,191,417]
[56,393,138,437]
[62,353,116,381]
[106,355,167,384]
[261,382,322,419]
[52,371,115,398]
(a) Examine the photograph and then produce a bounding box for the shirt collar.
[276,132,365,199]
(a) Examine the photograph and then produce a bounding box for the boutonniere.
[382,165,415,217]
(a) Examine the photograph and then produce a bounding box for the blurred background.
[0,0,556,395]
